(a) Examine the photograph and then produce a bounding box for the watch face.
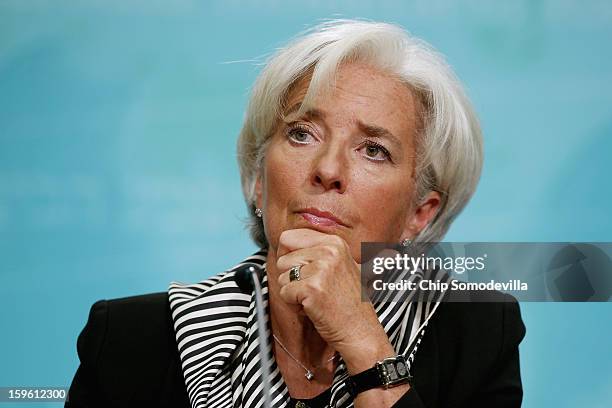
[386,362,399,381]
[396,361,407,376]
[378,356,410,387]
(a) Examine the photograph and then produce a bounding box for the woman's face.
[256,62,437,263]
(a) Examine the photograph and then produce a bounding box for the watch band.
[345,355,412,398]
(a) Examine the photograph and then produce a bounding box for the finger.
[277,228,346,258]
[278,281,300,305]
[278,279,307,306]
[276,246,327,274]
[278,265,310,287]
[279,264,326,308]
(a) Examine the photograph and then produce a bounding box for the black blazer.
[66,290,525,407]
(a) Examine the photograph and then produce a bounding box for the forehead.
[282,62,420,141]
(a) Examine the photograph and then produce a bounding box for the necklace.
[272,334,338,381]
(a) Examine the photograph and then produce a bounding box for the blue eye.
[286,124,314,144]
[362,140,391,162]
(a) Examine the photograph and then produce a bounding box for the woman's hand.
[276,228,396,374]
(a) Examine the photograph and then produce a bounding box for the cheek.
[263,150,304,205]
[260,144,311,249]
[352,175,413,236]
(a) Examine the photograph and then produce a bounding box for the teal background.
[1,1,611,407]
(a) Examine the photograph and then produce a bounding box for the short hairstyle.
[237,19,483,248]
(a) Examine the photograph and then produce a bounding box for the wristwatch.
[345,355,412,398]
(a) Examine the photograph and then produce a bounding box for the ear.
[402,191,442,239]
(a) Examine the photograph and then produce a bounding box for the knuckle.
[276,254,288,269]
[301,296,314,310]
[278,231,288,246]
[306,278,324,295]
[279,285,291,302]
[325,244,340,258]
[314,259,329,271]
[331,234,345,248]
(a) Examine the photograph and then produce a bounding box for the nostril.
[312,165,345,192]
[313,175,342,191]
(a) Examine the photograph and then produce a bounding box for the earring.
[255,208,263,218]
[401,238,412,247]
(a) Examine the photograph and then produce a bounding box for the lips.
[297,208,348,228]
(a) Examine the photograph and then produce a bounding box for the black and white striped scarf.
[168,249,449,408]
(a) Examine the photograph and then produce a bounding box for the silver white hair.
[237,19,483,248]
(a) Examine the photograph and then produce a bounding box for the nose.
[310,142,347,193]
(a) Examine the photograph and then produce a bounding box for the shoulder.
[421,289,525,385]
[434,289,525,337]
[85,290,170,312]
[98,291,173,339]
[80,292,171,342]
[80,292,176,363]
[430,289,525,354]
[69,292,193,406]
[80,293,177,388]
[69,292,189,406]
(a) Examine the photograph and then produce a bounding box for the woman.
[67,20,525,408]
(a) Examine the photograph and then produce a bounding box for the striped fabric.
[168,249,449,408]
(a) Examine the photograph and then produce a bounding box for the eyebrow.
[283,102,403,150]
[283,102,326,122]
[357,122,402,150]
